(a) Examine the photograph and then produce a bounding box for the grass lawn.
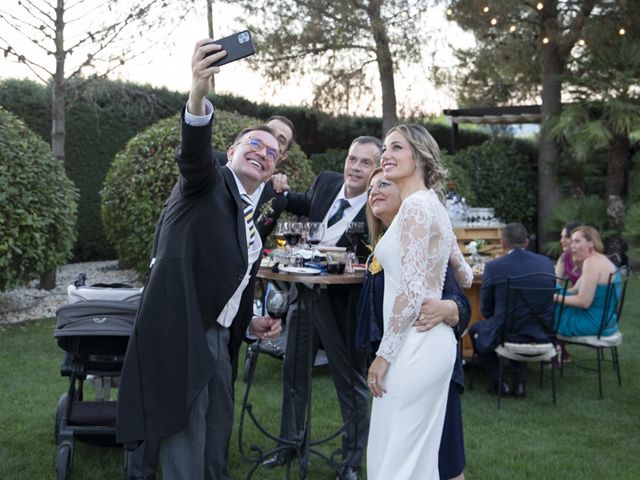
[1,277,640,479]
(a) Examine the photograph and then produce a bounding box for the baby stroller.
[53,275,142,480]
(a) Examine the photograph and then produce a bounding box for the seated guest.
[555,221,583,285]
[554,226,620,337]
[470,223,555,398]
[357,167,470,480]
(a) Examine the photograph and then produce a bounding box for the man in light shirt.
[116,39,282,479]
[264,137,380,480]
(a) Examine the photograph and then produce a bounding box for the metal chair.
[556,266,629,398]
[494,273,569,408]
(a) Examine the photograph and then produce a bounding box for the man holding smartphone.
[117,39,282,479]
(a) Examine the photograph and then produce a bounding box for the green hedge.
[102,110,315,274]
[0,107,78,291]
[447,139,537,232]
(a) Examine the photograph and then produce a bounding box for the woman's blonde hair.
[366,167,386,250]
[572,225,604,253]
[385,124,447,191]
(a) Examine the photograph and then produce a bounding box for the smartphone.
[205,30,255,66]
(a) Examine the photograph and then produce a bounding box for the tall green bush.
[102,110,315,274]
[0,107,78,291]
[447,139,537,232]
[543,195,608,256]
[623,203,640,259]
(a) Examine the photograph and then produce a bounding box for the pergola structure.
[442,105,541,151]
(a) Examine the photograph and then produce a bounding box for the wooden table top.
[258,266,364,285]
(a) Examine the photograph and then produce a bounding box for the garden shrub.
[623,203,640,259]
[102,110,315,274]
[0,107,78,291]
[543,195,608,256]
[309,149,348,175]
[448,139,537,232]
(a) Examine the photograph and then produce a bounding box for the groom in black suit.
[263,137,380,480]
[117,40,283,479]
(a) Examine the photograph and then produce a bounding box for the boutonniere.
[256,197,276,225]
[368,254,382,275]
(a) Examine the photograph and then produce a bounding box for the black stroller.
[53,276,141,480]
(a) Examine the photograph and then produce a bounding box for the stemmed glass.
[264,289,288,349]
[274,222,288,250]
[305,222,325,255]
[346,221,366,255]
[284,222,303,255]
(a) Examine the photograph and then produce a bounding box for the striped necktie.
[241,194,256,247]
[327,198,350,228]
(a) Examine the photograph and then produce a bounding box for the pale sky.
[0,2,473,117]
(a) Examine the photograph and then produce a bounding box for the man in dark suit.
[262,137,380,480]
[470,223,555,398]
[116,40,283,480]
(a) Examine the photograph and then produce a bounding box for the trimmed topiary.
[0,107,78,291]
[101,110,315,274]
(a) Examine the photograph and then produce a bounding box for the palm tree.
[549,38,640,260]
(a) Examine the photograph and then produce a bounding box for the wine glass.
[264,289,288,349]
[305,222,325,255]
[284,222,303,254]
[346,221,365,255]
[274,222,288,250]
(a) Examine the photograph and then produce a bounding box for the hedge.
[0,107,78,291]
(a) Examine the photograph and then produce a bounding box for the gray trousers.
[160,325,233,480]
[278,285,370,467]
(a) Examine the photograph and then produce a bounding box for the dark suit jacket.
[472,248,555,353]
[286,171,370,260]
[117,109,258,443]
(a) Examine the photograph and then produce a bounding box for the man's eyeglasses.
[246,137,279,164]
[368,179,392,194]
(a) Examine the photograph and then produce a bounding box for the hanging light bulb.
[483,6,489,13]
[578,39,585,46]
[490,18,497,26]
[619,28,626,35]
[509,25,517,33]
[542,37,549,44]
[537,2,544,10]
[446,8,453,16]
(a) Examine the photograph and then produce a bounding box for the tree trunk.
[41,0,67,290]
[537,3,563,251]
[366,0,398,135]
[605,133,630,261]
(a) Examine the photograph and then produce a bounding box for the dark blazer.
[286,171,369,260]
[472,248,555,353]
[117,110,258,443]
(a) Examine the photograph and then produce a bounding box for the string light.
[537,2,544,10]
[446,8,453,16]
[578,39,585,46]
[490,18,497,26]
[619,28,626,35]
[483,6,489,13]
[542,37,549,44]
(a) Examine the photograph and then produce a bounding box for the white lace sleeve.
[376,195,450,363]
[449,236,473,288]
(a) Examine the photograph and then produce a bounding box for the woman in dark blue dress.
[356,167,470,480]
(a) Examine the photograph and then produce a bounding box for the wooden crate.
[454,226,503,258]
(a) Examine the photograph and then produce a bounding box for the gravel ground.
[0,261,142,325]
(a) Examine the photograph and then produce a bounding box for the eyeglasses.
[246,137,279,164]
[368,179,392,194]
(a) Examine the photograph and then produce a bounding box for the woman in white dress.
[367,124,471,480]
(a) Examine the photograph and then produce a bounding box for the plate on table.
[279,266,322,276]
[316,246,346,253]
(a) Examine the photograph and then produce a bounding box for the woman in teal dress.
[554,226,620,336]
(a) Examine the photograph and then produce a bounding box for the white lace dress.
[367,189,468,480]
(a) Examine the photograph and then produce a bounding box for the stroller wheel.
[55,443,72,480]
[55,394,70,443]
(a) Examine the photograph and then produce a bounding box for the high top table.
[238,266,364,479]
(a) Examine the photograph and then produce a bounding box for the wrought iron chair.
[494,273,569,408]
[555,266,629,398]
